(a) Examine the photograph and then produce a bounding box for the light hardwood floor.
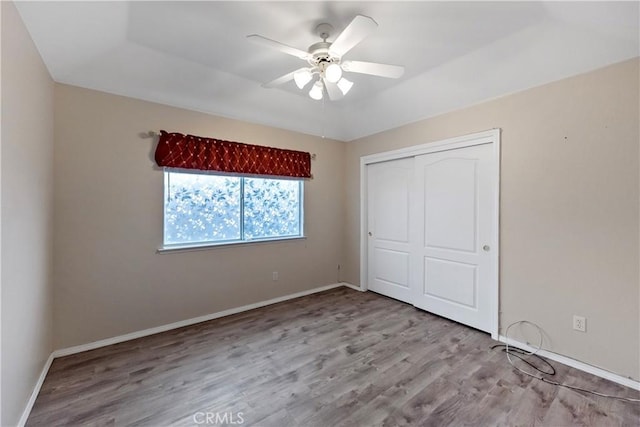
[27,287,639,426]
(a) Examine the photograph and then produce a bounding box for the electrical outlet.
[573,315,586,332]
[272,271,278,281]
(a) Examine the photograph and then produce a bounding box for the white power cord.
[503,320,640,403]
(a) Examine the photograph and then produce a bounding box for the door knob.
[368,232,373,236]
[483,245,490,252]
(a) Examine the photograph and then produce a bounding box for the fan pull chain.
[321,94,326,139]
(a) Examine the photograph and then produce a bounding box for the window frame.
[159,169,305,252]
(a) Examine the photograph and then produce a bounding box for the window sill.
[157,236,307,254]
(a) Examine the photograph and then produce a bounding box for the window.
[163,171,303,248]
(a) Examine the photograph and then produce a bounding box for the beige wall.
[53,84,345,349]
[1,2,55,425]
[344,58,640,381]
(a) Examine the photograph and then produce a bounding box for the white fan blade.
[329,15,378,58]
[247,35,310,60]
[262,68,308,88]
[341,60,405,78]
[324,79,344,101]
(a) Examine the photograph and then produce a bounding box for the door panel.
[367,158,414,303]
[374,248,410,288]
[373,167,410,242]
[424,257,476,308]
[411,143,495,332]
[424,158,477,252]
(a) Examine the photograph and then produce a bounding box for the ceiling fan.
[247,15,405,101]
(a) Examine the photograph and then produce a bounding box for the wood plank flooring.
[27,287,639,426]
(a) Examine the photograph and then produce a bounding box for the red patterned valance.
[154,130,312,178]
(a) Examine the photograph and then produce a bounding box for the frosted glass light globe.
[325,63,342,83]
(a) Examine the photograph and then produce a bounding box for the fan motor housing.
[308,41,338,68]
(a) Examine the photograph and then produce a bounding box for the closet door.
[411,143,496,332]
[367,158,414,303]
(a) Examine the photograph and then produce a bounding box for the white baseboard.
[498,335,640,391]
[53,282,344,358]
[18,353,54,427]
[341,282,365,292]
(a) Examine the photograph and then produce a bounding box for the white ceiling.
[15,1,639,142]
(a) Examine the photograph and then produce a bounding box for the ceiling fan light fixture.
[250,14,404,101]
[324,63,342,83]
[337,77,354,95]
[294,69,313,89]
[309,80,324,100]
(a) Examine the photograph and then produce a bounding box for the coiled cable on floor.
[497,320,640,403]
[490,344,556,376]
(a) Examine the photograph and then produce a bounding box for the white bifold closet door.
[366,142,496,333]
[367,158,414,304]
[410,143,495,333]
